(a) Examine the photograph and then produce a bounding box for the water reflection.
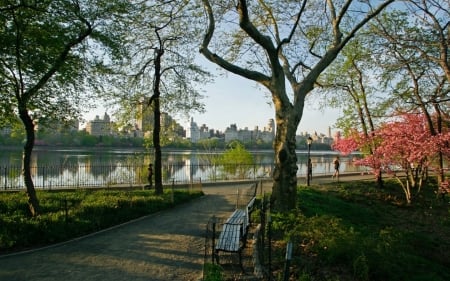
[0,148,363,189]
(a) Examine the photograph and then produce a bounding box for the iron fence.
[0,163,275,190]
[0,160,371,190]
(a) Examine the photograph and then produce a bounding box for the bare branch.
[199,0,270,86]
[277,1,306,51]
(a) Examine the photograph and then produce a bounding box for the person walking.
[332,156,340,181]
[146,163,153,189]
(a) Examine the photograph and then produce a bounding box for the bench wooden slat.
[226,209,245,224]
[216,223,241,252]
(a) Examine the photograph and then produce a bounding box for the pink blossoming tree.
[333,113,450,204]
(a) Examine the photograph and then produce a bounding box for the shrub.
[0,189,202,253]
[203,263,224,281]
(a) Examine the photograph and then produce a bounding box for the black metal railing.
[0,161,369,190]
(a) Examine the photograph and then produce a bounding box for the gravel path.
[0,184,254,281]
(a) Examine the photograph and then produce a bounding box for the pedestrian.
[147,163,153,189]
[332,156,340,180]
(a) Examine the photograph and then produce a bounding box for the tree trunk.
[375,170,383,188]
[153,48,164,195]
[270,109,300,212]
[153,95,163,195]
[19,108,40,217]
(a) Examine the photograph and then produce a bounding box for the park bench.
[214,184,257,271]
[438,180,450,201]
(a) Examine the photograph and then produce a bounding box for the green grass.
[0,188,203,254]
[268,179,450,281]
[203,263,224,281]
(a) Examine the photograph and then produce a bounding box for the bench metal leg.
[238,249,245,273]
[214,250,220,264]
[215,250,245,273]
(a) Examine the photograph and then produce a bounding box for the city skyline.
[80,111,334,147]
[82,110,336,138]
[83,57,342,135]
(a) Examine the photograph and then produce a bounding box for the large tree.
[200,0,395,211]
[319,38,387,187]
[371,3,449,183]
[0,0,130,216]
[334,113,450,204]
[322,1,449,187]
[110,1,209,194]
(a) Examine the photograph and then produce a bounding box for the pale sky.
[185,54,341,136]
[188,70,341,136]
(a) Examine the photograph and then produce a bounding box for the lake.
[0,147,365,189]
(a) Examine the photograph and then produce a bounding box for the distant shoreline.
[0,145,343,156]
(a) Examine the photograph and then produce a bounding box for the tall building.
[161,112,185,139]
[199,124,211,139]
[86,112,112,136]
[259,118,275,143]
[136,99,185,139]
[136,98,154,133]
[187,118,201,143]
[224,124,239,142]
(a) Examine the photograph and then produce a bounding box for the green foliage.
[221,141,254,164]
[0,188,203,253]
[268,181,450,281]
[203,263,224,281]
[217,141,255,179]
[0,0,131,123]
[1,129,144,147]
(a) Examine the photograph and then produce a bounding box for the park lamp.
[307,136,313,147]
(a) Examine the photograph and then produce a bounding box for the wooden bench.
[215,210,245,270]
[214,186,257,271]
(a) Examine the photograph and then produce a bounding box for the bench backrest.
[236,182,258,209]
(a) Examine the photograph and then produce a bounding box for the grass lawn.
[267,179,450,281]
[0,188,203,254]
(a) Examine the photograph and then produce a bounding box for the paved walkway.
[0,174,372,281]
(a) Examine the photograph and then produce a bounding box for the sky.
[187,69,341,136]
[83,57,342,136]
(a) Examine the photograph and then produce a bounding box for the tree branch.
[277,1,306,52]
[199,0,270,86]
[25,14,93,100]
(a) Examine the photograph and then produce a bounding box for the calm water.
[0,147,364,189]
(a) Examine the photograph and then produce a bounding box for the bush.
[267,182,450,281]
[203,263,224,281]
[0,188,203,253]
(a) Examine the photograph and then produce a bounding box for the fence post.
[268,210,272,280]
[260,194,265,246]
[171,178,175,204]
[63,197,69,223]
[283,241,293,281]
[42,166,45,189]
[260,179,263,196]
[212,216,216,264]
[3,167,6,190]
